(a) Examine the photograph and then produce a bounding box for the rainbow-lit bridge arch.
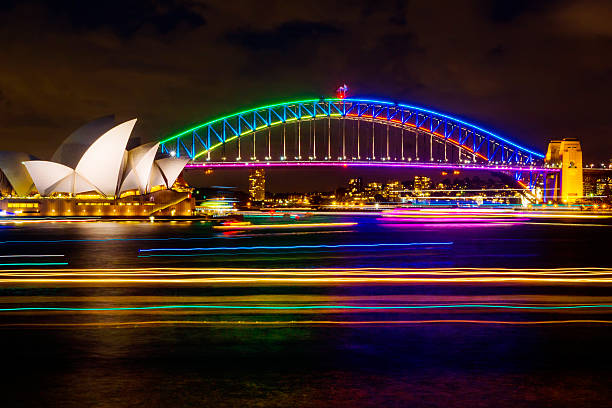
[160,98,546,167]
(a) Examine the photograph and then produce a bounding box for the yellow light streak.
[2,267,612,284]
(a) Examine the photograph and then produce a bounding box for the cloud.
[481,0,560,23]
[0,0,206,37]
[226,20,341,52]
[555,1,612,37]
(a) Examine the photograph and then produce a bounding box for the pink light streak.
[185,161,558,173]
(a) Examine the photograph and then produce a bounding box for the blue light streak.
[138,242,454,253]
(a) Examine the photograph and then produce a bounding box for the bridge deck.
[186,161,559,173]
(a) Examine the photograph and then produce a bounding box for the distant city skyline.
[185,167,515,193]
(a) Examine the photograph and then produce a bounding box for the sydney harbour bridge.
[159,97,563,201]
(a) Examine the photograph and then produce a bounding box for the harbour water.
[1,213,611,407]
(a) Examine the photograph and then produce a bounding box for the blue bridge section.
[160,98,545,166]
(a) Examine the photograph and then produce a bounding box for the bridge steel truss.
[160,98,561,201]
[160,98,545,166]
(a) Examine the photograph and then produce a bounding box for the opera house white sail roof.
[17,118,188,198]
[51,115,117,169]
[0,151,36,196]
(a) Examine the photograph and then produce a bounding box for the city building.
[348,178,363,194]
[363,182,383,201]
[383,180,402,201]
[249,168,265,201]
[596,177,612,196]
[348,177,365,201]
[365,182,382,192]
[414,176,431,196]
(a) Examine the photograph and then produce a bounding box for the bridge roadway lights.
[186,160,557,204]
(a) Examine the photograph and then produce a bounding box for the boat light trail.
[0,262,69,266]
[138,242,454,254]
[1,304,612,312]
[0,231,347,246]
[3,320,612,328]
[0,254,65,258]
[0,236,245,245]
[0,218,99,225]
[213,222,357,230]
[382,208,612,220]
[2,267,612,284]
[4,267,612,277]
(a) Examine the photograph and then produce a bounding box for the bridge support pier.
[540,171,561,204]
[546,139,583,203]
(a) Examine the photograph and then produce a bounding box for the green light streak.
[0,304,611,312]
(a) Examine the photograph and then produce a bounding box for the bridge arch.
[160,98,544,165]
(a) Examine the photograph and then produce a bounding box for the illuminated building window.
[248,168,266,201]
[7,202,39,208]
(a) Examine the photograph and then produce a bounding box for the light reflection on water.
[0,215,611,406]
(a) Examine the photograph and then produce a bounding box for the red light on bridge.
[336,84,348,99]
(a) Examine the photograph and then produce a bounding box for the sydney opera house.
[0,116,194,217]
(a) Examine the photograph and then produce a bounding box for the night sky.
[1,0,612,166]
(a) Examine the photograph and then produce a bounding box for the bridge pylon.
[545,139,583,203]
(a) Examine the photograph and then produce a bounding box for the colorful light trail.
[1,267,612,284]
[2,320,611,328]
[381,208,612,220]
[0,304,611,312]
[0,254,65,258]
[138,241,454,255]
[212,222,357,230]
[0,262,69,267]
